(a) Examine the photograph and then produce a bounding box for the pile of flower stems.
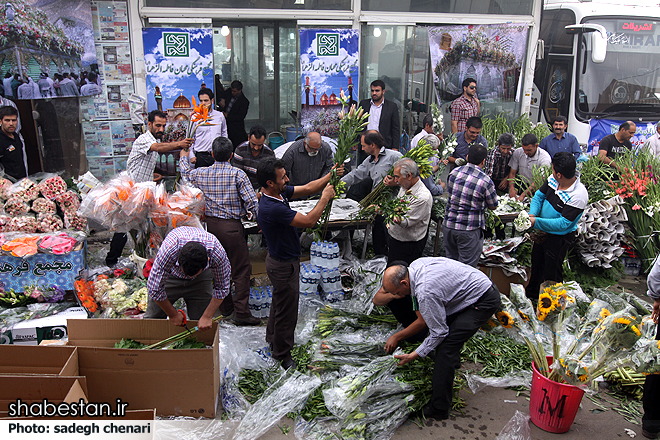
[142,315,223,349]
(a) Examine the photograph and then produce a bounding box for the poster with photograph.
[83,121,113,157]
[110,120,136,156]
[93,1,129,42]
[87,157,116,182]
[142,27,213,120]
[429,24,528,104]
[1,0,100,99]
[299,29,359,137]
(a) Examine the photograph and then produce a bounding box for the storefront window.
[361,0,533,15]
[279,25,299,129]
[144,0,351,10]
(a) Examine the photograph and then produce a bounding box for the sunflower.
[578,374,589,383]
[537,292,556,320]
[613,317,632,325]
[599,308,611,320]
[517,310,530,322]
[631,325,641,337]
[496,311,514,329]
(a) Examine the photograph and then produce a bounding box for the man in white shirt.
[507,133,552,201]
[3,73,13,99]
[644,123,660,159]
[191,87,227,168]
[80,72,102,96]
[410,113,442,150]
[106,110,192,267]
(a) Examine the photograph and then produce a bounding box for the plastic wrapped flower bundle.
[0,178,11,200]
[2,235,41,257]
[64,212,87,231]
[37,213,64,233]
[4,197,30,216]
[8,178,39,202]
[31,197,57,214]
[38,232,83,255]
[555,309,643,386]
[513,210,532,232]
[54,190,80,215]
[167,184,204,217]
[0,215,10,232]
[39,175,67,200]
[6,215,38,233]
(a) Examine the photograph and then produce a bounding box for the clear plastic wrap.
[495,410,531,440]
[31,197,57,214]
[322,353,399,418]
[54,190,81,214]
[74,171,102,196]
[36,213,63,233]
[1,233,43,257]
[232,369,322,440]
[168,183,204,216]
[0,178,12,200]
[153,419,238,440]
[63,212,87,231]
[125,181,156,218]
[4,197,30,216]
[466,371,532,394]
[7,177,39,202]
[38,231,85,255]
[294,416,341,440]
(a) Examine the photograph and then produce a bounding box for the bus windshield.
[577,17,660,118]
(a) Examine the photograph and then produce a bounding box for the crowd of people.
[106,76,657,429]
[1,70,102,99]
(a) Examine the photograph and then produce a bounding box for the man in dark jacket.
[224,80,249,149]
[358,79,400,152]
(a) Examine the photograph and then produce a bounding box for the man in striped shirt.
[145,227,231,331]
[180,136,260,325]
[443,143,498,267]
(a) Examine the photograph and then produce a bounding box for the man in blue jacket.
[525,152,588,300]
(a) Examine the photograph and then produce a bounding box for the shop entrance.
[212,21,298,139]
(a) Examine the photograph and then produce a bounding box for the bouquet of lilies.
[187,96,216,141]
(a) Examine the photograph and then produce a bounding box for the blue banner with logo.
[142,28,213,115]
[588,119,657,154]
[299,29,359,137]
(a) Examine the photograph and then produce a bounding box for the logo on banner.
[317,33,340,56]
[163,32,190,57]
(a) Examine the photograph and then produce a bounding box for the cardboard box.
[6,307,88,345]
[67,319,219,418]
[479,265,530,295]
[0,345,78,376]
[0,375,87,415]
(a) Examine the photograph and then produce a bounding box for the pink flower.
[632,204,642,210]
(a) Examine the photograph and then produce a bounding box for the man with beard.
[105,110,192,267]
[539,116,581,159]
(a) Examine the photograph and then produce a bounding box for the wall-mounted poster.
[0,0,101,99]
[588,119,655,154]
[142,27,213,129]
[299,29,359,137]
[429,24,528,104]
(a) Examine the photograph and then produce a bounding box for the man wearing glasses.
[281,132,335,188]
[451,78,480,134]
[232,124,275,190]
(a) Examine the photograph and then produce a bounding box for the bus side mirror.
[591,30,607,63]
[565,24,607,63]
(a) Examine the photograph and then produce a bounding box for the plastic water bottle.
[321,242,329,269]
[264,287,272,317]
[299,264,307,294]
[332,268,342,292]
[310,267,320,293]
[310,242,318,267]
[331,243,340,269]
[248,289,256,314]
[255,288,265,318]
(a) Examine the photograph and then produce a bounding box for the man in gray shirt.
[342,130,402,255]
[377,257,500,420]
[282,131,334,187]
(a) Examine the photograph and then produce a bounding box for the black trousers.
[525,231,576,301]
[265,255,299,363]
[431,284,501,412]
[195,152,215,168]
[106,232,127,266]
[643,323,660,434]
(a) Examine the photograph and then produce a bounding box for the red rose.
[113,269,125,277]
[143,260,154,279]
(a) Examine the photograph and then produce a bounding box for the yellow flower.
[578,374,588,383]
[599,309,611,319]
[614,317,632,325]
[496,311,514,329]
[631,325,641,336]
[518,310,530,322]
[657,341,660,350]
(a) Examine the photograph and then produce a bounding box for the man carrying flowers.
[524,152,588,301]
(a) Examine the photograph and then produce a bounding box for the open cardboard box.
[67,319,219,418]
[0,345,78,376]
[0,375,87,416]
[479,265,530,295]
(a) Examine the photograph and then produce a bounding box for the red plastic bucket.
[529,359,585,433]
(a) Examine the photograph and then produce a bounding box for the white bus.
[531,0,660,148]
